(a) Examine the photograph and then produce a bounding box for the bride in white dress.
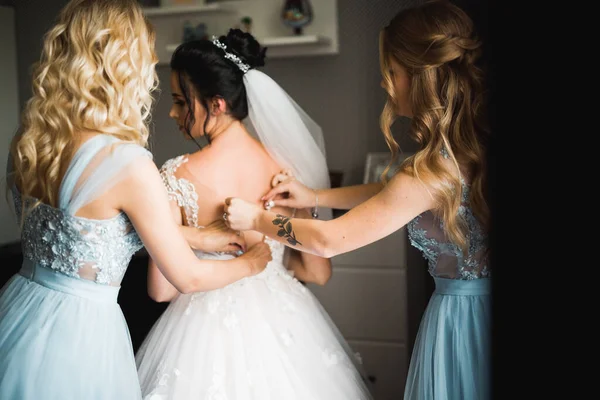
[135,29,374,399]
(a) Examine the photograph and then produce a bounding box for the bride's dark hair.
[170,28,267,145]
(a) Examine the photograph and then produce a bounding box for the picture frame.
[363,151,414,184]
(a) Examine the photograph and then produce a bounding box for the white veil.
[242,69,332,220]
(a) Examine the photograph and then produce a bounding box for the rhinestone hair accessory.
[211,36,251,74]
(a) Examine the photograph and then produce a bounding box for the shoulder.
[160,154,189,178]
[106,139,152,160]
[82,138,155,183]
[158,155,200,203]
[89,139,154,180]
[386,171,436,211]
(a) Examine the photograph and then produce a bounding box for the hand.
[261,170,316,210]
[195,219,247,253]
[239,241,272,276]
[223,197,263,231]
[270,168,295,188]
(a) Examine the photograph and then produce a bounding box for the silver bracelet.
[311,190,319,219]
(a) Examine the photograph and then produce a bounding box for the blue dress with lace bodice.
[404,182,491,400]
[0,135,150,399]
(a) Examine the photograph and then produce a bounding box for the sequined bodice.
[17,197,143,285]
[407,183,490,280]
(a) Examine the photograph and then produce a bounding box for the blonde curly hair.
[11,0,159,208]
[379,0,490,251]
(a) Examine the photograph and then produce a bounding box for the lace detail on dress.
[12,188,23,222]
[144,360,182,400]
[322,347,357,370]
[407,182,490,280]
[160,156,199,228]
[19,199,143,284]
[10,137,151,286]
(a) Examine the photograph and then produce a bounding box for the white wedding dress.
[135,155,373,400]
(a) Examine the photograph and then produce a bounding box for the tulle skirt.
[0,261,142,400]
[136,262,373,400]
[404,277,492,400]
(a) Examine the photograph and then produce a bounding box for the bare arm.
[286,249,332,286]
[226,172,434,258]
[314,183,384,210]
[262,173,383,210]
[149,209,248,302]
[117,157,271,294]
[180,220,246,253]
[147,200,181,302]
[285,208,332,286]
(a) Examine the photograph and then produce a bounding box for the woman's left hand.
[223,197,263,231]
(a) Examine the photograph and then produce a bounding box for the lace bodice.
[160,155,199,228]
[160,156,288,267]
[16,197,143,285]
[407,183,490,280]
[10,135,151,285]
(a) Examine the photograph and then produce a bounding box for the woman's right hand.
[197,219,247,253]
[261,169,316,210]
[238,241,272,276]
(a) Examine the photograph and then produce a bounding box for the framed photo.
[363,151,414,184]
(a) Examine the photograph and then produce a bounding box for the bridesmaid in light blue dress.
[0,1,271,399]
[222,1,492,399]
[1,137,152,399]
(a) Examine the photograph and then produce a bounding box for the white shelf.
[166,35,331,54]
[151,0,339,62]
[143,3,225,17]
[261,35,331,47]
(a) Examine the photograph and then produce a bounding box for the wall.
[146,0,423,183]
[13,0,423,187]
[11,0,488,184]
[0,5,19,245]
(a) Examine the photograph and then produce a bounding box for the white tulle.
[243,70,332,220]
[136,240,373,400]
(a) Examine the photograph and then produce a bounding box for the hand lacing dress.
[135,155,374,400]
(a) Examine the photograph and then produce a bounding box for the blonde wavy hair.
[11,0,159,208]
[379,0,489,251]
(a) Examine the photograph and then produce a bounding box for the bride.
[135,29,373,399]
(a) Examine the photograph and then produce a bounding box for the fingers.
[261,183,290,201]
[230,232,247,251]
[271,173,293,188]
[254,241,273,260]
[222,244,243,253]
[223,198,234,222]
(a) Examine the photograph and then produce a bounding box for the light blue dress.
[404,181,491,400]
[0,134,151,399]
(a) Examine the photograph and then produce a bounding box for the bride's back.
[163,126,288,248]
[162,30,324,250]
